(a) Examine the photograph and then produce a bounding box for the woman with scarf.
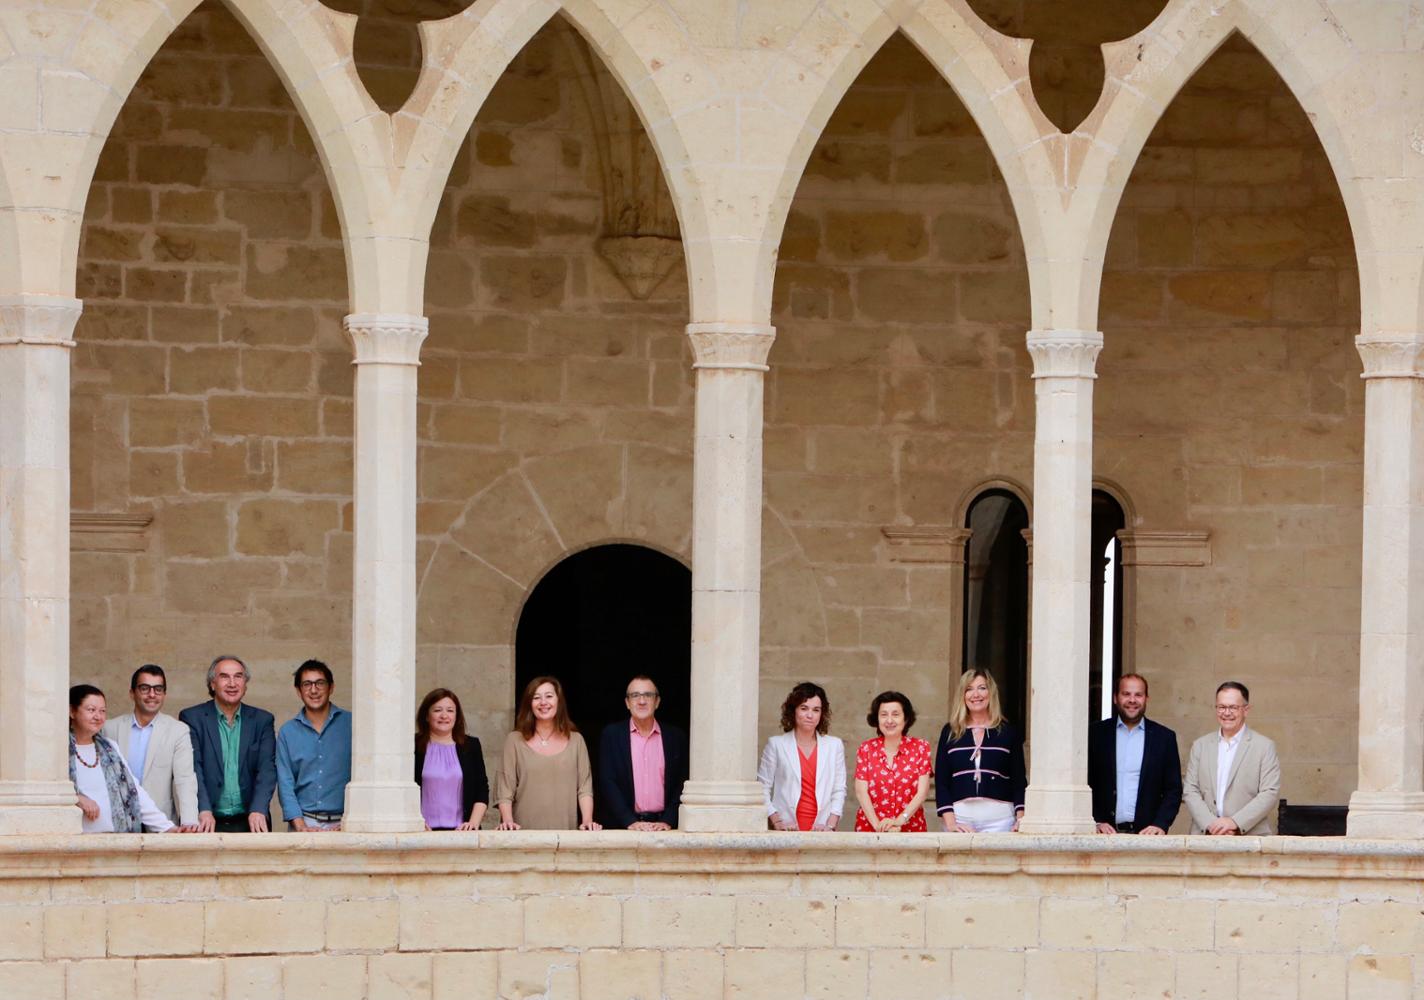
[70,684,177,833]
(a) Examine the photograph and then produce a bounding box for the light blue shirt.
[128,717,155,783]
[1114,717,1146,824]
[276,704,352,818]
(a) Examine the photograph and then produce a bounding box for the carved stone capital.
[343,313,428,366]
[686,323,776,371]
[1026,329,1103,379]
[1355,334,1424,379]
[0,295,82,347]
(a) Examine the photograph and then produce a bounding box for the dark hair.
[779,682,831,734]
[129,665,166,690]
[293,659,333,687]
[416,688,467,748]
[1117,673,1149,696]
[70,684,105,708]
[625,674,658,693]
[515,675,576,739]
[860,692,917,740]
[1216,680,1250,703]
[866,691,915,735]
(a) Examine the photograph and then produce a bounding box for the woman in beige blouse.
[495,676,600,831]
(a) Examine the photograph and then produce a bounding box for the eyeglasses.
[135,684,166,695]
[298,679,330,691]
[1214,705,1244,714]
[625,691,658,701]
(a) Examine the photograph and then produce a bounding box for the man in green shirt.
[179,655,277,833]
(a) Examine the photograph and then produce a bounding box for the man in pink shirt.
[596,675,688,830]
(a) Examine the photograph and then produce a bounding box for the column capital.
[686,322,775,371]
[0,295,82,347]
[1355,333,1424,379]
[343,313,429,366]
[1026,329,1103,379]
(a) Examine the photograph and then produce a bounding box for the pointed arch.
[1073,0,1381,336]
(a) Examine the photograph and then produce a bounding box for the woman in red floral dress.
[853,691,933,832]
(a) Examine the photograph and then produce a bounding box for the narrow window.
[1089,490,1127,724]
[962,489,1031,729]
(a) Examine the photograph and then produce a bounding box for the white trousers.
[952,797,1016,832]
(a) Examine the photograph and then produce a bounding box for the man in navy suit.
[179,654,277,833]
[1088,673,1182,835]
[597,675,688,830]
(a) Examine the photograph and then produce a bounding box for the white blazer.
[102,712,200,827]
[757,731,847,829]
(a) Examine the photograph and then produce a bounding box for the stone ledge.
[2,833,1420,881]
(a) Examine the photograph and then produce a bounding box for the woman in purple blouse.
[414,688,489,831]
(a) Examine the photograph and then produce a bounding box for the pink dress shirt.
[630,719,665,814]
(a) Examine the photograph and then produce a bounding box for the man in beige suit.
[1182,681,1280,835]
[102,664,199,829]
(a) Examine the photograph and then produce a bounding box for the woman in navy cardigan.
[934,669,1026,832]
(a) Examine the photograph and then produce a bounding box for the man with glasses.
[102,665,199,829]
[596,675,688,830]
[275,660,351,831]
[1182,681,1281,835]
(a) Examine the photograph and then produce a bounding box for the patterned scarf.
[69,733,143,833]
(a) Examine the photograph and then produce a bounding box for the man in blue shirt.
[275,659,352,831]
[1087,673,1182,834]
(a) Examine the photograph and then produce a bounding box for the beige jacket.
[102,712,199,827]
[1182,727,1281,835]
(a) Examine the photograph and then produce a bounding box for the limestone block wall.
[65,1,1363,822]
[0,836,1419,999]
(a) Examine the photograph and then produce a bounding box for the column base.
[0,780,82,834]
[342,781,423,833]
[1346,791,1424,838]
[1018,783,1095,834]
[678,780,767,832]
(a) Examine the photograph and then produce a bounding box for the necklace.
[75,742,99,769]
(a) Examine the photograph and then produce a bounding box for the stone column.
[678,322,775,832]
[0,295,82,834]
[1347,335,1424,838]
[1018,329,1101,834]
[341,314,427,833]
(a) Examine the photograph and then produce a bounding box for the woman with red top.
[757,682,847,831]
[853,691,933,832]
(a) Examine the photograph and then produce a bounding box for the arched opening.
[767,30,1032,740]
[1089,489,1127,725]
[962,489,1030,729]
[514,544,691,780]
[1098,33,1361,803]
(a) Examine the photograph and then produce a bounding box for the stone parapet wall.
[1,835,1417,998]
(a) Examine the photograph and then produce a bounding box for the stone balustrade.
[0,834,1419,998]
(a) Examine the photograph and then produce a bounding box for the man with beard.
[1088,673,1182,834]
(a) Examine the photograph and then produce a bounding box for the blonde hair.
[949,668,1004,740]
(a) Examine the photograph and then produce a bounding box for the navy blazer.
[596,719,688,828]
[179,700,277,820]
[1087,716,1182,831]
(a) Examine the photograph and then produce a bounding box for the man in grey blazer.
[102,664,199,829]
[1182,681,1281,835]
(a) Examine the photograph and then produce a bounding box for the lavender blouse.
[420,742,464,829]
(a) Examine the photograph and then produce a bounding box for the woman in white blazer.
[757,682,846,831]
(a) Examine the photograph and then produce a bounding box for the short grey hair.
[206,654,249,696]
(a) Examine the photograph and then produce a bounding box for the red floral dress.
[854,736,933,832]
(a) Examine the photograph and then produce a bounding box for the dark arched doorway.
[514,544,691,781]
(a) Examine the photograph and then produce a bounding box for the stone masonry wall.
[69,2,1360,823]
[0,836,1418,1000]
